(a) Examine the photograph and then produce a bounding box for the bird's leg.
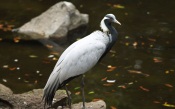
[65,85,72,109]
[81,75,85,109]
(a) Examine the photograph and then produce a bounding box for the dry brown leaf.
[46,44,53,48]
[9,67,16,71]
[153,57,162,63]
[13,37,21,43]
[148,38,156,42]
[139,86,150,92]
[133,42,138,47]
[107,65,116,72]
[101,77,107,81]
[164,84,173,88]
[118,85,126,89]
[110,106,117,109]
[75,91,80,95]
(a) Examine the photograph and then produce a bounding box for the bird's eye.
[105,15,115,22]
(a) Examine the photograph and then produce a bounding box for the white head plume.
[100,14,121,32]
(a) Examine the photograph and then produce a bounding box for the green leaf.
[74,87,80,90]
[88,91,95,94]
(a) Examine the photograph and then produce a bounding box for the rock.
[15,1,89,39]
[0,84,106,109]
[71,100,106,109]
[0,83,68,109]
[0,84,13,95]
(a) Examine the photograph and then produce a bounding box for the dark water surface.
[0,0,175,109]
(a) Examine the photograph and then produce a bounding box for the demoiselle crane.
[43,14,121,108]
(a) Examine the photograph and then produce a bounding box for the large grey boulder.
[0,84,106,109]
[15,1,89,39]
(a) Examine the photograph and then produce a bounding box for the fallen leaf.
[9,67,16,71]
[107,80,116,83]
[133,42,138,47]
[13,37,21,43]
[107,65,116,72]
[24,80,29,83]
[46,44,53,48]
[128,82,134,85]
[125,36,130,39]
[75,91,80,95]
[164,84,173,88]
[36,70,40,74]
[74,87,80,90]
[153,101,160,104]
[165,70,169,74]
[14,59,19,62]
[103,83,114,86]
[113,4,125,9]
[128,70,149,77]
[125,42,129,46]
[48,55,54,58]
[29,55,38,58]
[139,86,150,92]
[153,57,162,63]
[118,85,126,89]
[110,106,117,109]
[128,70,141,74]
[163,102,175,107]
[101,77,107,81]
[2,79,7,82]
[3,65,9,68]
[88,91,95,94]
[150,44,154,48]
[148,38,156,42]
[52,57,58,61]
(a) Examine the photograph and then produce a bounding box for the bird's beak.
[114,19,121,25]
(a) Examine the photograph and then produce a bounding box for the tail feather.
[43,69,61,107]
[43,84,57,106]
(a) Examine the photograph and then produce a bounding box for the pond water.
[0,0,175,109]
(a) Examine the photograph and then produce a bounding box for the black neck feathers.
[104,19,118,40]
[98,19,118,61]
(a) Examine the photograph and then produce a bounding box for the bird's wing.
[58,39,107,83]
[43,31,108,106]
[53,40,79,69]
[52,33,106,83]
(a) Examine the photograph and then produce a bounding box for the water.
[0,0,175,109]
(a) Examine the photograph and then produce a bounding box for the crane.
[43,14,121,109]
